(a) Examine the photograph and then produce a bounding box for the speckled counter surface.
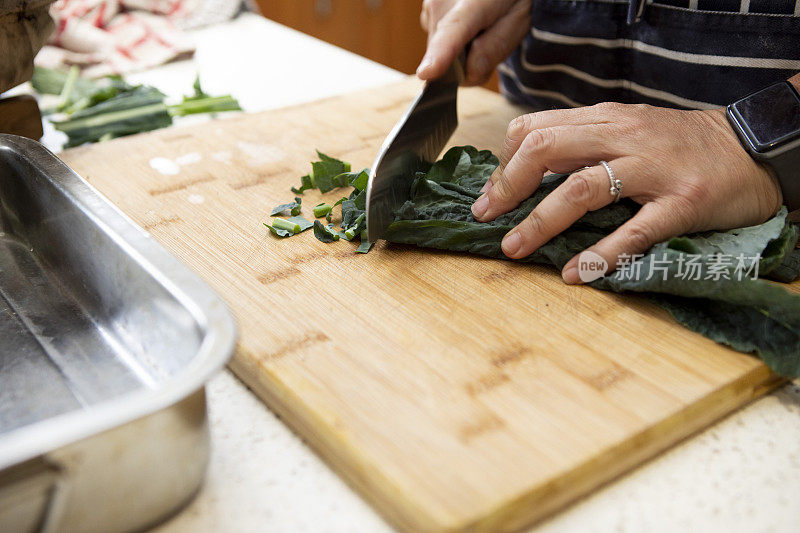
[157,372,799,533]
[33,13,800,533]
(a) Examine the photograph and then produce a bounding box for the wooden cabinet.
[254,0,499,90]
[255,0,427,74]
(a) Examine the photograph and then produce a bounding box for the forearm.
[0,1,55,93]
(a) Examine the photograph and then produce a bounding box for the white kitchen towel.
[37,0,240,77]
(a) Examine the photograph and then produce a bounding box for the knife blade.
[365,55,465,243]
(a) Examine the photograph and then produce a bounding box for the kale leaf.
[313,220,340,243]
[313,202,332,218]
[265,215,313,238]
[287,215,313,232]
[312,151,351,193]
[384,146,800,378]
[38,67,241,147]
[271,197,302,216]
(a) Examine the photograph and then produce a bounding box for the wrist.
[725,81,800,211]
[707,107,784,213]
[789,73,800,93]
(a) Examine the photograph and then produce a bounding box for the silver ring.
[600,160,623,203]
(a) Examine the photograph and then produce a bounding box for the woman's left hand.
[471,103,784,283]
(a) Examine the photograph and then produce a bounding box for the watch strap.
[768,146,800,212]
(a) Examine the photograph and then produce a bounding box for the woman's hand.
[418,0,531,86]
[471,104,783,283]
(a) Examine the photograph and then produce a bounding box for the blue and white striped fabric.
[499,0,800,110]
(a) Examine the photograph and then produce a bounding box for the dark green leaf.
[264,221,293,238]
[287,215,314,232]
[291,174,315,195]
[53,86,172,147]
[350,169,369,191]
[344,213,365,240]
[328,168,369,192]
[313,220,340,243]
[356,231,372,254]
[340,199,361,232]
[312,151,350,193]
[270,198,301,217]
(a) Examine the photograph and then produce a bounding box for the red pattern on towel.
[38,0,195,77]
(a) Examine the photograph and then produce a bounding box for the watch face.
[731,82,800,153]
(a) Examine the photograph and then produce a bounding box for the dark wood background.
[254,0,499,90]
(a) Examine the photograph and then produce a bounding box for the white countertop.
[32,13,800,533]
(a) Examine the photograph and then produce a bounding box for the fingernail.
[479,179,493,194]
[562,265,581,285]
[417,56,433,76]
[502,231,522,257]
[471,194,489,219]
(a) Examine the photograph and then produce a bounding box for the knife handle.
[451,42,471,85]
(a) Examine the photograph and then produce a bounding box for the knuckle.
[624,224,653,252]
[564,172,594,207]
[592,101,625,116]
[619,104,652,134]
[507,114,531,139]
[521,128,554,154]
[630,103,652,115]
[471,33,503,63]
[491,175,517,202]
[522,209,549,237]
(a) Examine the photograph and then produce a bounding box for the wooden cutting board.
[60,78,792,532]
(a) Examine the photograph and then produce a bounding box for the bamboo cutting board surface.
[60,78,792,532]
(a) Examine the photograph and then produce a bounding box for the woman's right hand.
[418,0,531,86]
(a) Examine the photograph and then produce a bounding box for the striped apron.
[499,0,800,110]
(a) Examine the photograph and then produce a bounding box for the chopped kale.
[287,215,313,232]
[313,203,332,218]
[313,220,340,243]
[344,213,366,241]
[291,153,363,194]
[356,231,372,254]
[265,218,299,237]
[291,174,315,194]
[311,151,351,193]
[271,197,302,216]
[265,215,312,238]
[329,168,369,191]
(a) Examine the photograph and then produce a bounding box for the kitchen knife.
[365,54,465,243]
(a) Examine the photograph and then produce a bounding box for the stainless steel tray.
[0,134,236,532]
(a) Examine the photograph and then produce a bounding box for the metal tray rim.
[0,134,237,470]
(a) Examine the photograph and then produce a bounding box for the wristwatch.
[726,81,800,211]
